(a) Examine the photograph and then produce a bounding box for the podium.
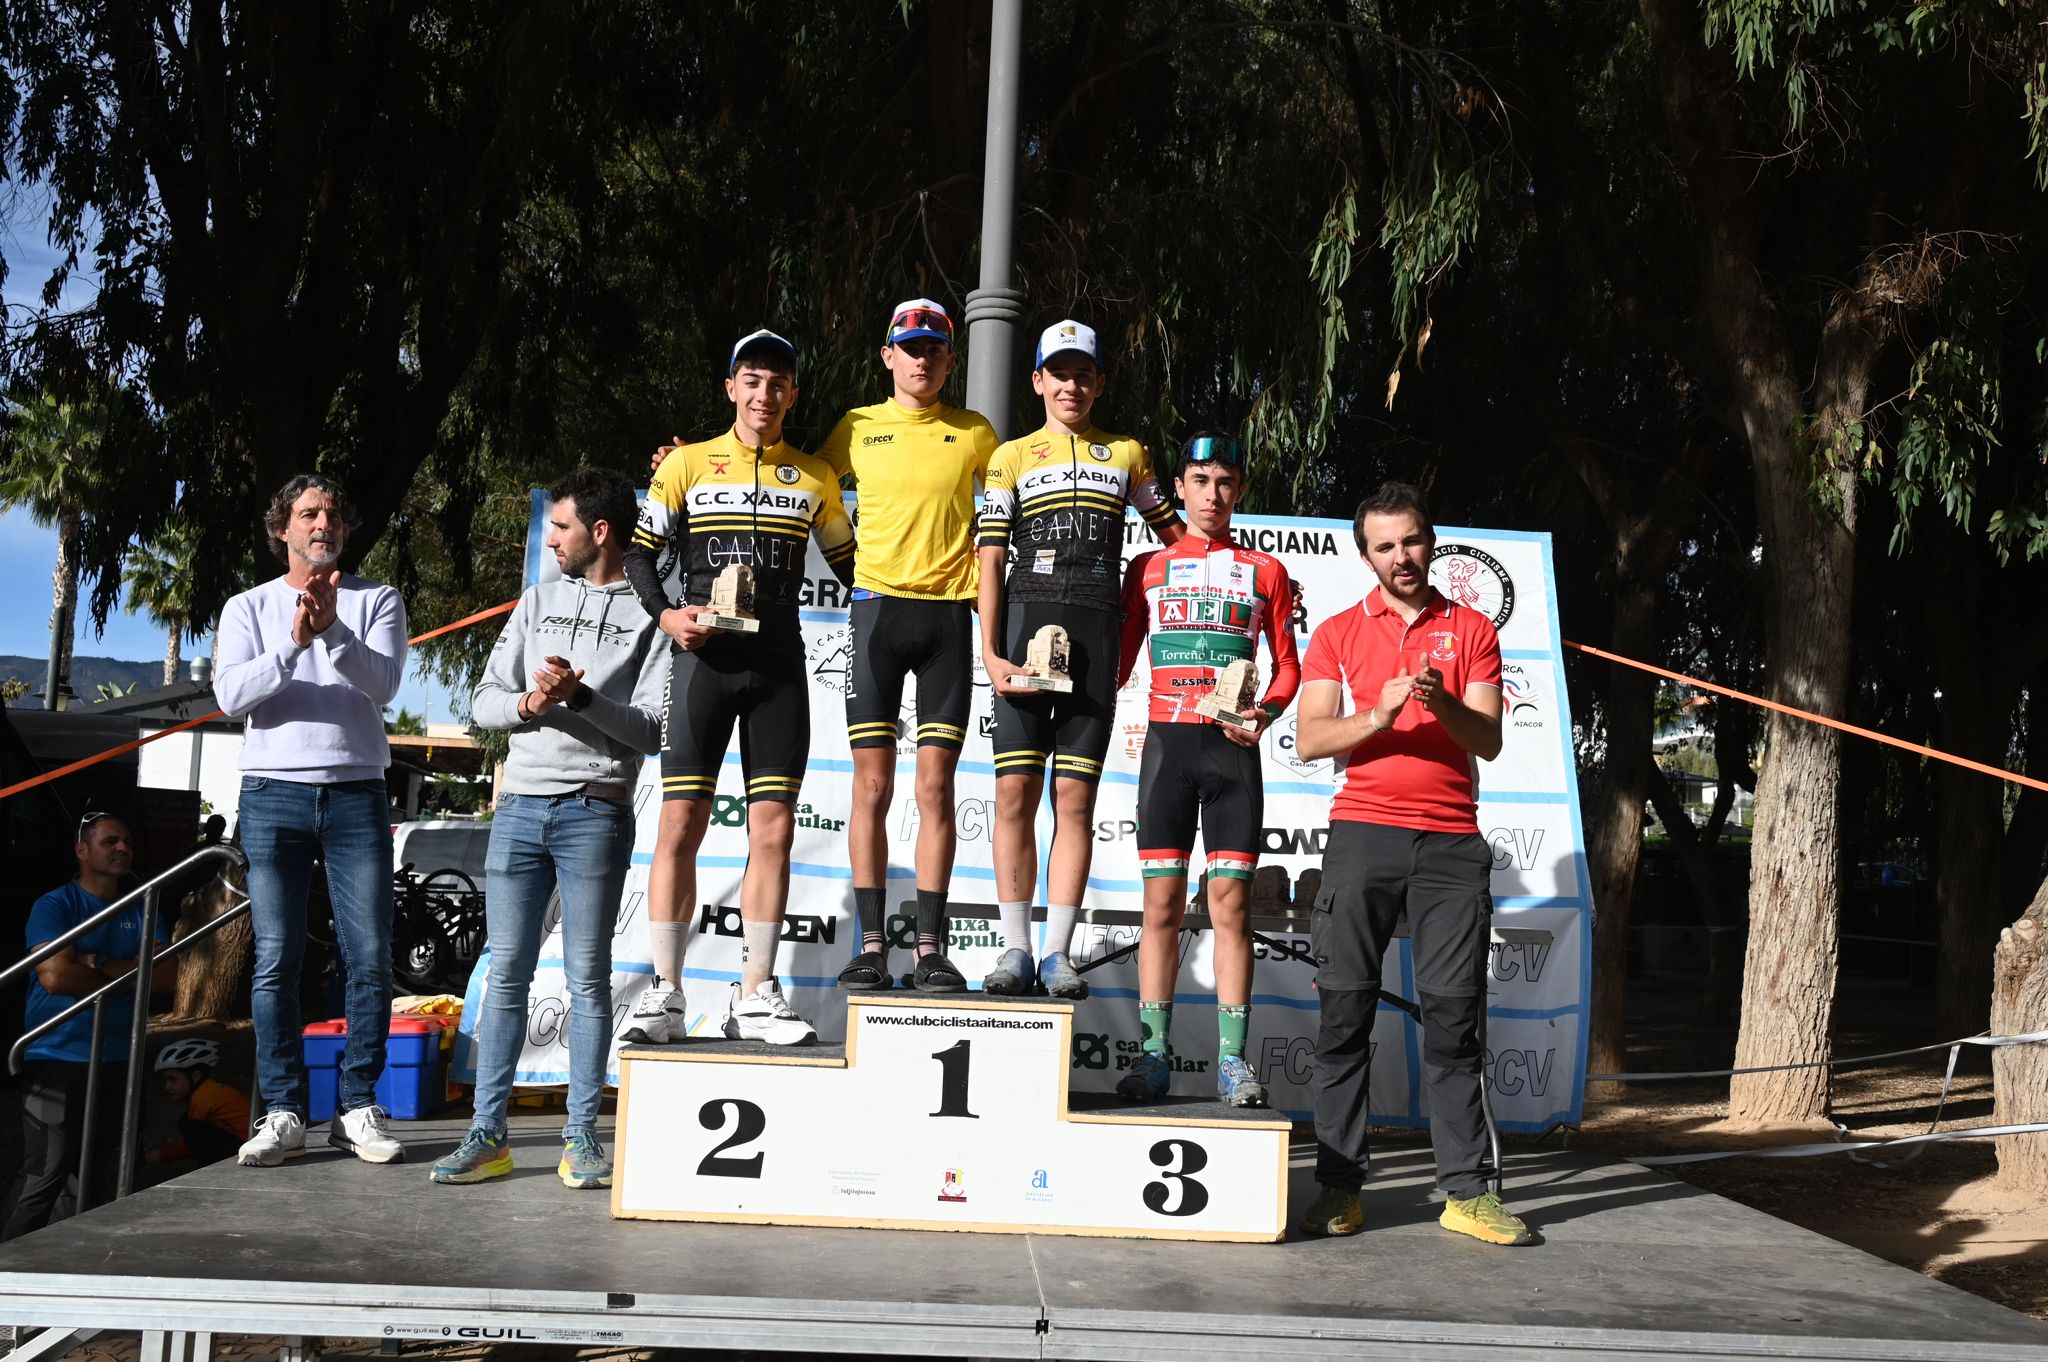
[612,993,1290,1241]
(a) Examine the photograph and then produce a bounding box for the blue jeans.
[238,777,395,1118]
[469,793,634,1139]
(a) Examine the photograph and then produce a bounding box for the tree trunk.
[1990,877,2048,1195]
[1585,578,1662,1096]
[170,868,254,1022]
[161,621,183,688]
[1728,446,1857,1126]
[52,503,79,699]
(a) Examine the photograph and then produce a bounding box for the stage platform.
[0,1113,2043,1362]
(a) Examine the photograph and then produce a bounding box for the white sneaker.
[722,980,817,1046]
[237,1109,306,1167]
[329,1103,405,1164]
[622,979,687,1044]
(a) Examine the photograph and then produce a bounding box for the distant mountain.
[2,655,168,708]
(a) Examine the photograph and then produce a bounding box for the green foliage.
[93,681,138,701]
[388,708,426,737]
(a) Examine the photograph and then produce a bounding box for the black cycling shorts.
[659,631,808,804]
[845,595,972,751]
[991,601,1120,784]
[1135,722,1263,882]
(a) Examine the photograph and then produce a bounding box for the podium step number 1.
[612,995,1289,1241]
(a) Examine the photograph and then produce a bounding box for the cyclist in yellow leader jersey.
[814,299,999,993]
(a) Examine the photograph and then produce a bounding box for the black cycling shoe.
[911,951,968,993]
[837,951,892,991]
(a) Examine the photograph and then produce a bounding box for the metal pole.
[77,1001,106,1210]
[117,888,159,1200]
[962,0,1027,438]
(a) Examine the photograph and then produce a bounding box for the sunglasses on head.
[77,811,116,840]
[1183,436,1245,468]
[889,308,953,340]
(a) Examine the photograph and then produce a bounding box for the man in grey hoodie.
[430,467,667,1190]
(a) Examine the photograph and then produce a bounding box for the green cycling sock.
[1139,1001,1173,1057]
[1217,1004,1250,1062]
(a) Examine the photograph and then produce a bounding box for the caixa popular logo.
[1071,1030,1112,1070]
[696,903,837,945]
[1430,543,1515,630]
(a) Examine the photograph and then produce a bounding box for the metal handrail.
[3,842,248,1208]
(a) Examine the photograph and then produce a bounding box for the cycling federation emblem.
[1430,544,1514,630]
[1089,443,1112,462]
[775,464,801,485]
[807,626,854,696]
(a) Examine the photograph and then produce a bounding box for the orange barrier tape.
[0,599,519,803]
[1563,639,2048,794]
[10,604,2036,803]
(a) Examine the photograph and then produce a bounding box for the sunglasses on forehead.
[77,811,119,839]
[1183,435,1245,467]
[888,308,954,339]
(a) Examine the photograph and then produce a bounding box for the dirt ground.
[1,969,2041,1361]
[1566,979,2048,1323]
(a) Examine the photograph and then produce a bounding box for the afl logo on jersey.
[1429,544,1515,630]
[1088,443,1112,462]
[775,464,801,485]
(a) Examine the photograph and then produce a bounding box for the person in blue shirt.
[1,813,173,1239]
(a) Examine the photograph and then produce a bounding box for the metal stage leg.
[6,1328,101,1362]
[140,1329,211,1362]
[276,1336,317,1362]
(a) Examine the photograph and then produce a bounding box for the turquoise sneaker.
[1116,1050,1172,1101]
[429,1127,513,1185]
[558,1131,613,1189]
[1215,1054,1268,1107]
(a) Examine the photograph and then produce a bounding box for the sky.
[1,192,462,720]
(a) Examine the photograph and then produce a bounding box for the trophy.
[1008,624,1074,693]
[703,565,760,633]
[1197,658,1261,729]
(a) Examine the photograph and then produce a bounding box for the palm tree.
[122,517,204,685]
[0,393,107,704]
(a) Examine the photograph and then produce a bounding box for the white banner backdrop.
[456,493,1591,1132]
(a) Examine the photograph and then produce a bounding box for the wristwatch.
[565,682,593,713]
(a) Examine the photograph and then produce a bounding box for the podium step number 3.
[612,995,1289,1241]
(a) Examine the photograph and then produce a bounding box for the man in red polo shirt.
[1292,481,1534,1247]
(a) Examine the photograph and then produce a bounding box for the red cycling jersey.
[1117,533,1302,724]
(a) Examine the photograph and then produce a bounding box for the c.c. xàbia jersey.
[814,400,997,600]
[623,430,853,632]
[975,425,1181,613]
[1117,534,1302,724]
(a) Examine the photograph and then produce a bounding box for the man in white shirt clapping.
[214,475,408,1168]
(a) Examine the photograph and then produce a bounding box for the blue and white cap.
[729,328,798,377]
[1034,319,1102,369]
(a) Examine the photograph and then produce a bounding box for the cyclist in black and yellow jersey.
[621,329,854,1047]
[814,299,999,994]
[976,320,1182,998]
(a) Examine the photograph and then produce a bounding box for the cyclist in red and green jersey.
[1112,433,1300,1106]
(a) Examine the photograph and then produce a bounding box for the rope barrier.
[0,599,517,803]
[1585,1027,2048,1083]
[1562,638,2048,794]
[1632,1122,2048,1166]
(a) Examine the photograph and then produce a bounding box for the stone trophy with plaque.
[1196,657,1261,730]
[703,564,761,633]
[1008,624,1074,693]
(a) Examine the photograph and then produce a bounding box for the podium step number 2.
[612,995,1289,1241]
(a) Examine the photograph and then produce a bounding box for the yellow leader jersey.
[816,400,998,600]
